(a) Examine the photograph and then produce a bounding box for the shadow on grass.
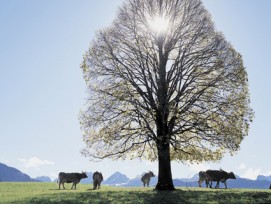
[17,189,271,204]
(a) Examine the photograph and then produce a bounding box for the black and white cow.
[58,172,88,190]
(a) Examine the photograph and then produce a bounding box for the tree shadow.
[141,189,271,204]
[17,188,271,204]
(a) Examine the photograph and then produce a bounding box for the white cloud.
[241,168,261,180]
[237,163,246,170]
[235,163,271,180]
[19,157,54,168]
[262,170,271,176]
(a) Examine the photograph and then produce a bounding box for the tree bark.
[155,141,175,190]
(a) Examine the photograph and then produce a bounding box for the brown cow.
[204,169,236,189]
[141,171,155,187]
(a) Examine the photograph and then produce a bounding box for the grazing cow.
[205,169,236,189]
[198,171,210,188]
[58,172,87,190]
[93,171,103,190]
[141,171,155,187]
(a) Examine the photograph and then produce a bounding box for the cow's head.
[228,172,236,179]
[82,171,88,178]
[149,171,155,177]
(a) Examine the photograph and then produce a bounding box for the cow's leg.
[74,183,77,190]
[215,181,219,188]
[208,180,212,188]
[62,183,65,189]
[59,182,61,190]
[205,179,208,188]
[224,181,227,189]
[71,183,74,189]
[198,178,203,187]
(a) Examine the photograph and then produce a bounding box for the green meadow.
[0,182,271,204]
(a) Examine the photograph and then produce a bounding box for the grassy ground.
[0,182,271,203]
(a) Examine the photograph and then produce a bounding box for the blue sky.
[0,0,270,181]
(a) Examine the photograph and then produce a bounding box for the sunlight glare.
[148,16,169,34]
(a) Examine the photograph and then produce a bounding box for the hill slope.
[104,171,129,186]
[0,163,36,182]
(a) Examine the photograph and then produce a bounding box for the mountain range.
[1,162,270,189]
[0,163,37,182]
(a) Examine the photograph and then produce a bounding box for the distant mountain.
[35,176,52,182]
[104,171,129,186]
[257,175,271,182]
[123,173,158,187]
[173,179,198,187]
[174,174,271,189]
[123,176,142,187]
[171,178,270,189]
[0,163,37,182]
[227,177,270,189]
[190,173,199,181]
[102,172,271,189]
[1,162,270,189]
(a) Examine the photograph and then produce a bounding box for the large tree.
[80,0,254,190]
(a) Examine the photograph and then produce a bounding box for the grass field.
[0,182,271,203]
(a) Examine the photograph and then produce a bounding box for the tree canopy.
[80,0,254,190]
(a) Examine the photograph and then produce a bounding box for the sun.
[148,15,169,34]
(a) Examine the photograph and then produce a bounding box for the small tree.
[80,0,254,190]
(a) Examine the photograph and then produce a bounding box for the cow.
[141,171,155,187]
[198,170,226,188]
[58,172,88,190]
[93,171,103,190]
[198,169,229,189]
[204,169,236,189]
[198,171,210,188]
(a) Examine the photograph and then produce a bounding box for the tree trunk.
[155,141,175,190]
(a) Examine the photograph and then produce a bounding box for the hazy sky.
[1,0,270,181]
